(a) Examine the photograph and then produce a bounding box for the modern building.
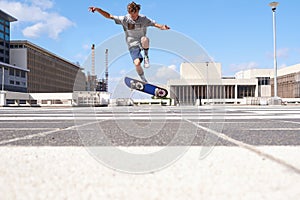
[271,64,300,98]
[10,40,86,93]
[0,9,112,107]
[0,62,29,92]
[0,9,16,64]
[0,10,29,93]
[168,62,255,105]
[168,62,300,105]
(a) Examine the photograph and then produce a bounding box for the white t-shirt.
[113,14,155,49]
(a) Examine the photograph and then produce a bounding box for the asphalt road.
[0,105,300,199]
[0,105,300,146]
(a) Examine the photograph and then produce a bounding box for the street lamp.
[205,61,209,103]
[0,66,5,106]
[269,2,279,98]
[1,66,4,91]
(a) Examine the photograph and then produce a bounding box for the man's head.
[127,1,140,20]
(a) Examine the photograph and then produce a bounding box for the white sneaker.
[144,55,150,68]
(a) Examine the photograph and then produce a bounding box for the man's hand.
[88,6,112,19]
[161,25,170,30]
[88,7,96,13]
[155,23,170,30]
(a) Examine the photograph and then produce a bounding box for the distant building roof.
[0,61,29,72]
[0,10,17,22]
[10,40,81,69]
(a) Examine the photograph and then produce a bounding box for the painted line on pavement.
[184,118,300,175]
[0,121,100,145]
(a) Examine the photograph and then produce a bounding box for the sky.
[1,0,300,94]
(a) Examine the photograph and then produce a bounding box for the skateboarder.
[89,2,170,82]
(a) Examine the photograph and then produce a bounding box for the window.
[21,71,26,78]
[15,70,20,77]
[5,34,9,41]
[257,77,270,86]
[238,85,256,98]
[9,68,14,76]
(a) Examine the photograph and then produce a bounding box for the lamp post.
[206,62,209,103]
[269,2,279,98]
[1,66,4,91]
[0,66,5,106]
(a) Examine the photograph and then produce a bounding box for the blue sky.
[1,0,300,93]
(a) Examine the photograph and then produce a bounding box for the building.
[271,64,300,98]
[235,68,273,98]
[0,9,112,107]
[0,10,29,93]
[1,10,85,94]
[0,9,16,64]
[0,62,29,92]
[168,62,254,105]
[168,62,300,105]
[10,40,86,93]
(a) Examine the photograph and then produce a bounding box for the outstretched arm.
[154,23,170,30]
[89,7,113,19]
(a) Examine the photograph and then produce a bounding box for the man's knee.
[141,36,149,49]
[134,58,141,66]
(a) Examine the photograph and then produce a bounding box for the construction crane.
[91,44,95,76]
[105,49,108,92]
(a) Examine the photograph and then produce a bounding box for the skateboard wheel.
[155,88,166,97]
[135,82,144,90]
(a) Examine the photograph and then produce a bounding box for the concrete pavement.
[0,106,299,199]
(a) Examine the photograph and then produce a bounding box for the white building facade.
[168,62,300,105]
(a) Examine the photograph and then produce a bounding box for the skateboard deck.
[124,76,168,98]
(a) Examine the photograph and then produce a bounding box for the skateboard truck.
[130,80,144,90]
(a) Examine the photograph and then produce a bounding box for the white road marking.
[0,121,100,145]
[0,128,57,131]
[184,118,300,174]
[248,128,300,131]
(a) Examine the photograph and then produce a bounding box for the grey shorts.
[129,47,143,63]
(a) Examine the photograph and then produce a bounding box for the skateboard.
[124,76,168,98]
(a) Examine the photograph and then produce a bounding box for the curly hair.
[127,1,141,13]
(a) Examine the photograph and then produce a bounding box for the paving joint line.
[0,121,101,145]
[184,118,300,175]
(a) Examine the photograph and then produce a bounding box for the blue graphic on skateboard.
[124,76,168,98]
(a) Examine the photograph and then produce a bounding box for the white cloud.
[277,48,290,59]
[119,70,127,76]
[22,22,45,38]
[229,62,259,72]
[266,48,290,59]
[29,0,54,10]
[82,44,91,51]
[155,65,179,80]
[0,0,74,39]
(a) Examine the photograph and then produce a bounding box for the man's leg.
[129,47,148,82]
[134,58,147,82]
[141,36,150,68]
